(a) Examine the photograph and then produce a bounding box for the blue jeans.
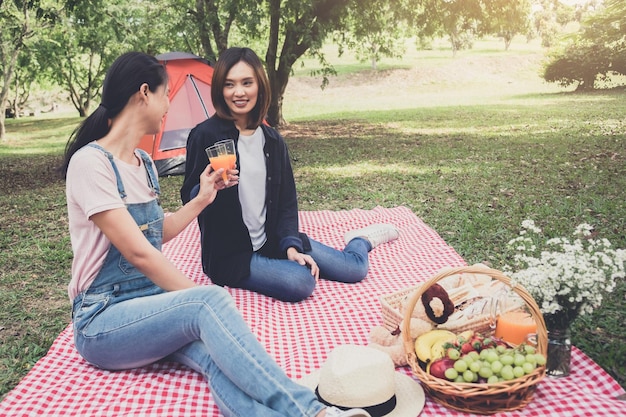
[73,283,325,417]
[189,183,372,302]
[239,238,371,302]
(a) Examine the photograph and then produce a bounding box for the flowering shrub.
[503,220,626,329]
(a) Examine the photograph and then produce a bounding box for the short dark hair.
[211,47,270,129]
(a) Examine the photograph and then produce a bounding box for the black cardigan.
[181,117,306,286]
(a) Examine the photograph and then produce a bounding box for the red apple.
[429,357,455,379]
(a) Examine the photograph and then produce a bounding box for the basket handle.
[402,266,548,365]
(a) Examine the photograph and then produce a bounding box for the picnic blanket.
[1,206,624,416]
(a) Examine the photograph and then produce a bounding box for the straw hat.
[298,345,425,417]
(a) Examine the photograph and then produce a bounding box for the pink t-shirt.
[66,145,157,301]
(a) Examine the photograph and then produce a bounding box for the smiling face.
[223,61,258,128]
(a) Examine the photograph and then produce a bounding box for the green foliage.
[264,0,352,125]
[126,0,202,57]
[333,0,408,69]
[3,0,578,132]
[36,0,131,116]
[531,0,562,48]
[584,0,626,44]
[415,0,485,54]
[33,0,207,117]
[0,0,62,140]
[542,0,626,90]
[543,39,615,89]
[482,0,532,50]
[182,0,266,61]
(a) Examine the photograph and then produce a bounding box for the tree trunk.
[263,0,350,126]
[78,106,87,117]
[195,0,217,61]
[266,65,289,127]
[0,112,6,142]
[265,28,303,127]
[0,50,21,141]
[265,0,285,127]
[194,0,237,61]
[450,30,460,57]
[576,74,596,91]
[504,36,512,51]
[267,95,283,128]
[0,3,29,141]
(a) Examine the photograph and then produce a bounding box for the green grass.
[2,114,80,155]
[1,40,625,398]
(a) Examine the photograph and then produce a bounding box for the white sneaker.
[344,224,399,249]
[325,407,372,417]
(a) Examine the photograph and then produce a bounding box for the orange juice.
[495,311,537,346]
[209,154,236,181]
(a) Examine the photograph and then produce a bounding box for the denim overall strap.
[73,144,165,315]
[136,148,160,198]
[86,143,127,199]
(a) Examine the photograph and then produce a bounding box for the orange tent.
[139,52,215,176]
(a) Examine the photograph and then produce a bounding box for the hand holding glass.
[206,140,236,184]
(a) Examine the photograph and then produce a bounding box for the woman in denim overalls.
[59,52,369,417]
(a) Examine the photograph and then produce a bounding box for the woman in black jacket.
[181,47,398,302]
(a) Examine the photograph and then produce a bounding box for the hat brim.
[297,370,425,417]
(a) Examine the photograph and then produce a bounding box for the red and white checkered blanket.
[2,207,624,416]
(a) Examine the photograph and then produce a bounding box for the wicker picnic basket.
[380,285,422,331]
[401,266,548,415]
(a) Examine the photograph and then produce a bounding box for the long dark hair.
[59,52,167,178]
[211,47,271,129]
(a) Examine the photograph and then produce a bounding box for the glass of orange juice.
[205,139,236,184]
[494,310,537,346]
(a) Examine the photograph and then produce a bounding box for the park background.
[1,0,625,400]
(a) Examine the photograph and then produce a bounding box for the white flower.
[521,219,542,234]
[574,223,594,237]
[503,221,625,323]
